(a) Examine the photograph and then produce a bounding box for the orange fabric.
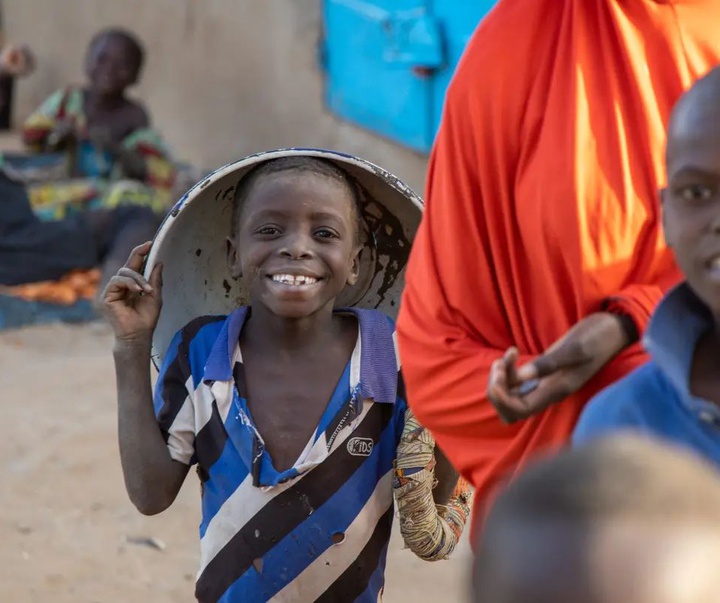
[4,269,100,305]
[396,0,720,523]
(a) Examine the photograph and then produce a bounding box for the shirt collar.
[643,282,718,417]
[202,307,398,404]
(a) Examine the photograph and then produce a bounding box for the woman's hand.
[487,313,632,423]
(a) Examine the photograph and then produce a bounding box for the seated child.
[474,435,720,603]
[573,66,720,465]
[1,27,175,292]
[103,152,469,602]
[21,27,174,221]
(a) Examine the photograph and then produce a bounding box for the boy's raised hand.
[102,242,163,343]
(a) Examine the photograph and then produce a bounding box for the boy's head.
[474,435,720,603]
[663,66,720,315]
[86,28,145,97]
[226,156,364,319]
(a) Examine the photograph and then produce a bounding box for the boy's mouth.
[269,274,320,286]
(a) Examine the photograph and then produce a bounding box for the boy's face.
[228,171,361,319]
[86,35,138,97]
[663,95,720,315]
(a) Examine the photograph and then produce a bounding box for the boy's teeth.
[272,274,318,285]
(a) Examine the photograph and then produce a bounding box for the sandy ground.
[0,322,473,602]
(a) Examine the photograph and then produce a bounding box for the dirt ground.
[0,322,473,602]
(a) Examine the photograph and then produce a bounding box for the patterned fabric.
[154,308,407,603]
[393,407,473,561]
[19,86,174,221]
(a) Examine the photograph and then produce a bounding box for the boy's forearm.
[114,339,187,514]
[432,446,460,506]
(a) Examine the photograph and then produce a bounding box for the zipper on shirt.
[251,435,263,487]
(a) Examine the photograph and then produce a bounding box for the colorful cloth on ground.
[19,86,174,220]
[395,0,720,525]
[573,283,720,467]
[154,307,406,603]
[3,268,100,304]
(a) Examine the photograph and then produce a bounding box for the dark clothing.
[0,173,159,285]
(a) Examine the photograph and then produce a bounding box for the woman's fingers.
[488,357,526,423]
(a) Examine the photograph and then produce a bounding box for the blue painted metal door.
[322,0,440,152]
[322,1,497,153]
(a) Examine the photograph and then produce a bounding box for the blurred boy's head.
[86,28,145,98]
[663,66,720,316]
[473,435,720,603]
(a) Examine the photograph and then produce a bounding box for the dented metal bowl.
[144,148,423,367]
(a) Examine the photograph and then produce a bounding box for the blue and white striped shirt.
[153,307,407,602]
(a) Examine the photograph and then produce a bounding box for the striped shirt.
[153,307,407,602]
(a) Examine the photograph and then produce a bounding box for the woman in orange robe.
[396,0,720,523]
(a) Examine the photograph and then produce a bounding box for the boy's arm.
[104,242,191,516]
[431,446,459,506]
[114,338,190,516]
[393,403,471,561]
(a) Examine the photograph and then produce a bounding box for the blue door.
[322,0,441,152]
[322,0,497,153]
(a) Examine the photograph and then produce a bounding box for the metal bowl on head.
[144,148,423,368]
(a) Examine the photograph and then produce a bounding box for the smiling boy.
[102,151,465,602]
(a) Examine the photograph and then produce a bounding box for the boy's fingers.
[124,241,153,272]
[117,266,153,293]
[103,275,143,301]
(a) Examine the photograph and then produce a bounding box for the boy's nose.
[279,233,313,259]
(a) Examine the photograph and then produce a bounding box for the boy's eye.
[315,228,339,239]
[257,226,280,235]
[679,185,714,202]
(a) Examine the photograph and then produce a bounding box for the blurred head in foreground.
[473,435,720,603]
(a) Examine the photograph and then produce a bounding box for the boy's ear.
[346,246,362,286]
[660,187,671,247]
[226,236,242,279]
